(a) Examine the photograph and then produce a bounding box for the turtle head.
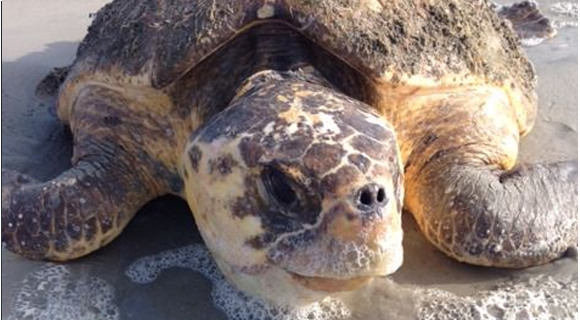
[182,70,403,304]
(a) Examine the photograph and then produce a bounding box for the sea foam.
[550,2,578,28]
[415,274,578,320]
[125,244,351,320]
[126,243,577,320]
[8,264,119,320]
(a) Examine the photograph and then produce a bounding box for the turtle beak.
[266,192,404,292]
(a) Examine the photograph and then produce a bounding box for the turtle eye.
[264,168,297,207]
[261,165,322,225]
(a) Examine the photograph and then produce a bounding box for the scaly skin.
[2,86,184,260]
[382,86,578,267]
[182,69,404,304]
[1,0,576,301]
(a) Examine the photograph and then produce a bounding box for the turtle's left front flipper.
[398,87,578,268]
[407,159,577,268]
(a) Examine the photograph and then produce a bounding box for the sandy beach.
[1,1,578,319]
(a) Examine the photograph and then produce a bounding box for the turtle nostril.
[377,187,386,203]
[360,189,374,206]
[356,184,388,210]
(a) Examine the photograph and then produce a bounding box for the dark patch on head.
[268,114,314,159]
[331,120,357,142]
[261,165,322,225]
[348,153,371,174]
[198,102,262,143]
[239,137,264,168]
[208,154,239,176]
[278,134,314,159]
[351,135,390,161]
[321,165,360,196]
[188,146,202,172]
[196,83,284,144]
[231,188,259,219]
[245,233,277,250]
[303,143,346,175]
[341,108,392,141]
[232,173,323,250]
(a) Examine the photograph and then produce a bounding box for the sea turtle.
[2,0,577,305]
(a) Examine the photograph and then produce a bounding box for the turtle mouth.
[285,270,372,293]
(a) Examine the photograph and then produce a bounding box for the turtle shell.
[62,0,536,133]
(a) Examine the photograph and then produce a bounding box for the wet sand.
[1,1,578,319]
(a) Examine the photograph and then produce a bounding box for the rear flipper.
[496,1,557,42]
[35,66,70,100]
[408,158,577,268]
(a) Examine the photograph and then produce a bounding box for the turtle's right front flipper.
[2,158,149,261]
[2,87,175,261]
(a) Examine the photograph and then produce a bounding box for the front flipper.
[1,143,157,261]
[408,159,577,268]
[1,87,171,261]
[400,88,578,268]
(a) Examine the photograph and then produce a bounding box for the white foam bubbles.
[8,264,119,320]
[416,274,578,320]
[551,2,578,19]
[521,37,550,47]
[550,2,578,28]
[125,244,351,320]
[267,237,381,279]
